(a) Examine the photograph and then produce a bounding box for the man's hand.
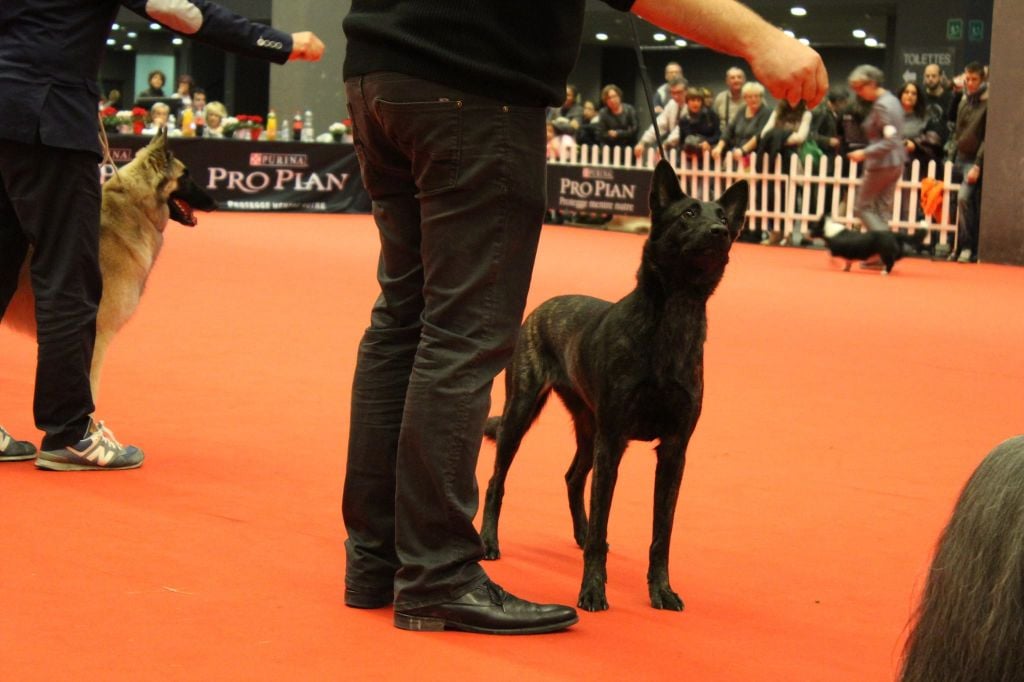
[289,32,325,61]
[634,143,646,160]
[967,165,981,184]
[747,35,827,108]
[847,149,866,163]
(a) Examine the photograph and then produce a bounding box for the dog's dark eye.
[684,207,698,218]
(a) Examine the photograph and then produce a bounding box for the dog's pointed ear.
[649,160,685,216]
[716,179,749,240]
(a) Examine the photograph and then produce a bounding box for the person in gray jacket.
[846,65,906,265]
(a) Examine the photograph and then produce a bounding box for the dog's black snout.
[709,225,730,238]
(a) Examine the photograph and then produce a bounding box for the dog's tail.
[483,416,501,442]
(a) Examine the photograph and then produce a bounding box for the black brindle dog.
[480,161,748,611]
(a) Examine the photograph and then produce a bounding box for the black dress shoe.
[344,587,393,609]
[394,580,578,634]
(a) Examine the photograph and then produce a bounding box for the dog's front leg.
[577,431,626,612]
[648,437,687,610]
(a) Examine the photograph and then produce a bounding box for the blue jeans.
[342,73,547,609]
[955,160,982,254]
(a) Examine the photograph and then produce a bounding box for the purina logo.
[249,152,309,168]
[109,148,134,163]
[257,36,284,50]
[582,167,614,180]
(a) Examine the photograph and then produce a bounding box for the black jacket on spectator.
[596,103,639,147]
[678,106,721,151]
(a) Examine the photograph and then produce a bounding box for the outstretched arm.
[122,0,323,64]
[631,0,827,108]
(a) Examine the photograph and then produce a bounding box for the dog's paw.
[649,583,685,611]
[577,580,609,612]
[482,543,501,561]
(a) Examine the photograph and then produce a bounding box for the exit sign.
[947,18,963,40]
[968,19,985,42]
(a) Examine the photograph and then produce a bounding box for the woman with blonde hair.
[203,101,228,138]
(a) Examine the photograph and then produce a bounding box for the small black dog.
[808,213,904,274]
[480,161,748,612]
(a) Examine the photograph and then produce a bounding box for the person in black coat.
[0,0,322,469]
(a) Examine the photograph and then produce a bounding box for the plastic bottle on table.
[292,112,303,141]
[301,109,314,142]
[266,109,277,141]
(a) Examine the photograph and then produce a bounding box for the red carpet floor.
[1,212,1022,681]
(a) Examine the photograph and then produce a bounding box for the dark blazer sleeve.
[121,0,293,63]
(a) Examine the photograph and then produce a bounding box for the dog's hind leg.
[577,430,627,612]
[480,380,551,561]
[89,330,115,403]
[648,436,688,611]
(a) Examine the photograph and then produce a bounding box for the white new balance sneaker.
[35,420,143,471]
[0,424,37,462]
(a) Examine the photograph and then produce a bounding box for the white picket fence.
[549,144,961,247]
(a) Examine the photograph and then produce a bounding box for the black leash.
[629,16,666,160]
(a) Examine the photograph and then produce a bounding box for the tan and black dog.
[3,129,216,400]
[480,160,748,612]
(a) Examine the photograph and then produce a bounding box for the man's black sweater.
[343,1,634,108]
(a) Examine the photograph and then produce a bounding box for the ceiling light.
[852,29,867,39]
[674,38,687,47]
[111,23,120,30]
[653,33,667,41]
[122,44,133,51]
[149,22,161,30]
[783,29,795,38]
[127,31,137,38]
[171,37,184,46]
[799,37,810,46]
[596,32,608,41]
[864,37,878,47]
[791,7,807,17]
[106,38,116,46]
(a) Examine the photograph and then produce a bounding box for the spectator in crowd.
[576,99,601,146]
[548,84,584,131]
[846,64,906,266]
[191,88,207,116]
[899,435,1024,682]
[807,86,849,217]
[174,74,194,108]
[809,86,847,163]
[757,98,813,160]
[949,61,987,263]
[202,101,228,138]
[896,81,943,228]
[654,61,684,115]
[712,80,770,164]
[899,81,944,168]
[595,84,638,148]
[634,76,686,160]
[138,69,167,98]
[712,66,747,133]
[100,88,121,110]
[921,63,953,142]
[546,117,577,160]
[143,101,173,134]
[755,98,813,242]
[677,87,721,164]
